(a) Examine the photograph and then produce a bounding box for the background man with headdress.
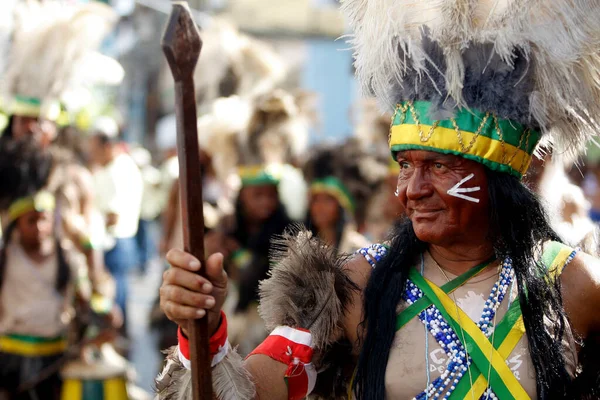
[0,0,123,295]
[157,0,600,399]
[302,139,386,253]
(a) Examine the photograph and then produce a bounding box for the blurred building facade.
[101,0,355,148]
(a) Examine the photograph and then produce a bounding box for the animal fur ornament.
[155,228,357,400]
[259,228,359,398]
[341,0,600,162]
[259,229,358,350]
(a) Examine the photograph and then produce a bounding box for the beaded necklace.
[403,256,514,400]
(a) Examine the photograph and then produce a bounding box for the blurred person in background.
[207,167,292,355]
[302,141,381,253]
[352,99,404,241]
[88,117,143,334]
[0,144,92,400]
[362,160,405,242]
[525,151,598,255]
[130,147,161,275]
[0,0,119,295]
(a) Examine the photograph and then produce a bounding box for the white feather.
[340,0,600,157]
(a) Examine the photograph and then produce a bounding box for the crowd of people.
[0,1,600,400]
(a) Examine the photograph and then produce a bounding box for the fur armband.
[258,228,360,398]
[249,326,317,400]
[258,229,357,350]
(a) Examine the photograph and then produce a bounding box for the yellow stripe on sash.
[104,377,128,400]
[464,315,526,399]
[61,379,83,400]
[425,279,531,400]
[0,336,67,357]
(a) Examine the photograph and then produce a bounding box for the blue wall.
[301,38,358,143]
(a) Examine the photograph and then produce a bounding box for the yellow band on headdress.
[8,191,56,223]
[389,101,541,178]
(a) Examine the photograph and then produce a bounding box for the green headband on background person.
[310,176,355,215]
[238,165,280,187]
[8,191,56,223]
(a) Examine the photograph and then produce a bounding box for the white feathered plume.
[2,1,119,109]
[341,0,600,156]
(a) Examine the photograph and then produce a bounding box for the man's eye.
[399,161,410,169]
[434,163,444,169]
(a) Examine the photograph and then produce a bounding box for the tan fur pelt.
[258,228,359,351]
[155,346,255,400]
[240,89,313,167]
[341,0,600,159]
[158,18,286,115]
[197,89,314,183]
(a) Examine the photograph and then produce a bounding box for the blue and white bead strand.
[404,257,514,400]
[356,244,389,268]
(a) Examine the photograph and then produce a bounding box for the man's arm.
[160,245,372,399]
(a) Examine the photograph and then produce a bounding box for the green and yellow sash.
[395,242,576,399]
[61,377,128,400]
[0,334,67,357]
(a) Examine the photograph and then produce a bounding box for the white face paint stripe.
[447,173,481,203]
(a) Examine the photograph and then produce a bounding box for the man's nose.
[406,169,433,200]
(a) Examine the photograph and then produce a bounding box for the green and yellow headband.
[238,165,280,187]
[310,176,356,214]
[389,101,541,178]
[10,95,61,121]
[8,191,56,223]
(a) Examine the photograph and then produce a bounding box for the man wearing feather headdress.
[0,1,122,294]
[157,1,600,399]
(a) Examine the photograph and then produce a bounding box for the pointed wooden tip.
[161,1,202,82]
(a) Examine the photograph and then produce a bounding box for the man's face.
[17,210,54,251]
[87,135,108,166]
[11,115,57,148]
[309,192,341,230]
[394,150,490,245]
[239,184,280,222]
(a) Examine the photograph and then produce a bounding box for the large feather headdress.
[341,0,600,177]
[1,1,119,120]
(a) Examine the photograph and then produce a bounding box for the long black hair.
[2,115,13,138]
[232,185,292,312]
[353,168,578,399]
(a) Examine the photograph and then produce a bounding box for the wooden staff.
[162,3,212,399]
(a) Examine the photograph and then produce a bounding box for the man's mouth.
[410,209,442,217]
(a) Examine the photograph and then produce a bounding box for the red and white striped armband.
[249,326,316,400]
[177,311,230,369]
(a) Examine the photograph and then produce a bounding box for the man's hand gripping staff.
[158,230,359,399]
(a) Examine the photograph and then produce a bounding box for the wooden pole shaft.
[161,3,211,399]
